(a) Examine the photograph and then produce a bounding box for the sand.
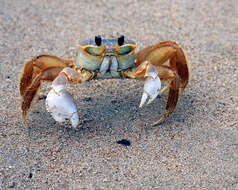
[0,0,238,189]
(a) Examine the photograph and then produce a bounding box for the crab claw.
[46,68,79,128]
[139,63,161,108]
[46,90,79,128]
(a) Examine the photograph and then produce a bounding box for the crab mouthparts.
[99,56,119,77]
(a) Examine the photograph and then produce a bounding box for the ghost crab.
[20,35,190,128]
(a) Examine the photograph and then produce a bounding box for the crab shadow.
[21,80,209,182]
[22,83,205,177]
[26,82,201,144]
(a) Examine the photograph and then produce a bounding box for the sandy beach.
[0,0,238,189]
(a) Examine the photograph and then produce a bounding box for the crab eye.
[117,45,134,55]
[118,35,124,46]
[85,46,104,56]
[95,35,102,46]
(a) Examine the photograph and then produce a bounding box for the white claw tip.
[139,92,148,108]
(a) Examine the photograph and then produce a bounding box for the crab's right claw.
[46,90,79,128]
[46,68,80,128]
[139,63,161,108]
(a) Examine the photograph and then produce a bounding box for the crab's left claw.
[139,62,161,107]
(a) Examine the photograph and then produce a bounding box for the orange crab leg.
[20,55,73,97]
[135,41,190,91]
[155,66,180,125]
[19,55,74,124]
[126,41,189,125]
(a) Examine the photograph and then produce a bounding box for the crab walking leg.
[153,65,180,125]
[46,68,80,128]
[20,55,74,124]
[158,82,171,95]
[20,55,73,98]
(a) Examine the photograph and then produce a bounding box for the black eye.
[118,35,124,46]
[95,35,102,46]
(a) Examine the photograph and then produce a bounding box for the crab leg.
[46,68,80,128]
[20,55,72,97]
[153,66,180,125]
[134,41,190,93]
[125,41,189,125]
[20,55,73,124]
